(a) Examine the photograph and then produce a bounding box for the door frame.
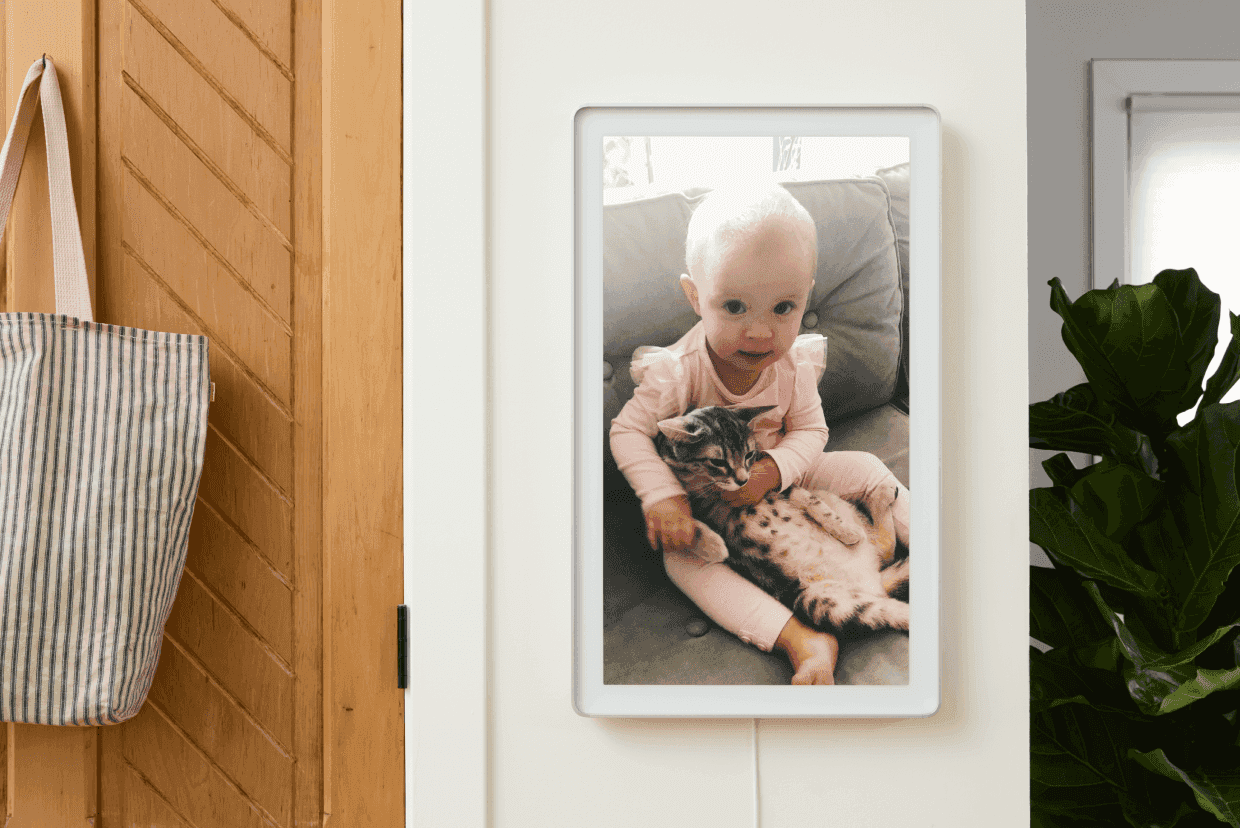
[403,2,488,825]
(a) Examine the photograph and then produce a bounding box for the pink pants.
[664,451,910,651]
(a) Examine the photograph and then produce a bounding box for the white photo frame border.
[574,106,942,718]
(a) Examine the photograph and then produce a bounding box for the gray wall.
[1027,0,1240,564]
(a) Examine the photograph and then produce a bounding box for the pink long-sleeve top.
[609,322,829,510]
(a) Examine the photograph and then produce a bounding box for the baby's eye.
[722,300,747,315]
[774,301,797,315]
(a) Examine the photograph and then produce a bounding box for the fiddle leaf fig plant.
[1030,268,1240,828]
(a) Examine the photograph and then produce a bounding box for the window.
[602,135,909,203]
[1092,60,1240,416]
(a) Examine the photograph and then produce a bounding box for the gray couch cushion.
[781,179,903,422]
[874,163,910,405]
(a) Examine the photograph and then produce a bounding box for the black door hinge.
[397,604,409,689]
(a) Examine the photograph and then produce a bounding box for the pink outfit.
[609,322,910,652]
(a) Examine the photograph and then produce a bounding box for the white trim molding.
[1091,59,1240,289]
[404,1,488,825]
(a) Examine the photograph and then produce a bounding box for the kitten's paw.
[691,522,729,563]
[866,483,899,514]
[798,588,843,630]
[796,489,864,545]
[864,486,899,562]
[881,558,910,595]
[858,597,910,631]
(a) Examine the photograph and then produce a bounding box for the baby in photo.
[609,184,911,684]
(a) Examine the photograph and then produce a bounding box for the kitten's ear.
[730,405,777,425]
[657,415,699,442]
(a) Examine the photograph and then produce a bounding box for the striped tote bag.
[0,57,210,725]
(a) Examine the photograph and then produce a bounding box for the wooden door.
[0,0,403,824]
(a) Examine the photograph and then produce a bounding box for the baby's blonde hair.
[685,184,818,280]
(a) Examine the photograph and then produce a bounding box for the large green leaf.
[1199,566,1240,638]
[1031,788,1120,828]
[1164,401,1240,634]
[1085,581,1240,715]
[1120,794,1203,828]
[1043,452,1097,490]
[1083,582,1238,670]
[1130,748,1240,826]
[1141,624,1238,673]
[1203,312,1240,410]
[1084,581,1163,666]
[1031,646,1147,718]
[1030,384,1158,475]
[1153,268,1221,408]
[1032,704,1141,822]
[1070,459,1164,539]
[1032,726,1203,827]
[1129,508,1193,602]
[1153,666,1240,715]
[1049,277,1199,433]
[1032,747,1107,786]
[1031,488,1168,598]
[1121,660,1240,717]
[1032,565,1115,649]
[1070,638,1123,672]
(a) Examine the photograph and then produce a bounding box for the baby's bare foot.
[775,616,839,685]
[789,632,838,685]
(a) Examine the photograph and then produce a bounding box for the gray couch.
[602,165,913,685]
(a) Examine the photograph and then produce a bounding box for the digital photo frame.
[574,106,941,717]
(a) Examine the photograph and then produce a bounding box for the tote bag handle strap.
[0,57,93,322]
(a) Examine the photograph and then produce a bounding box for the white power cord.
[752,718,762,828]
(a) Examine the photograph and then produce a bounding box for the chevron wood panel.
[123,705,276,828]
[124,8,292,238]
[186,503,293,662]
[129,0,292,151]
[163,563,296,747]
[123,171,293,405]
[212,0,293,70]
[97,0,322,822]
[118,762,194,827]
[145,641,294,825]
[197,427,294,576]
[122,82,293,333]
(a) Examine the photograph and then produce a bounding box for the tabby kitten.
[654,405,909,638]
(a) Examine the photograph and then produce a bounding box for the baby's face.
[682,219,816,386]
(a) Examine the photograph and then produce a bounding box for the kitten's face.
[655,406,769,493]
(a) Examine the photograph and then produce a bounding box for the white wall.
[488,1,1028,825]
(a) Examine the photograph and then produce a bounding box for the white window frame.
[1090,59,1240,289]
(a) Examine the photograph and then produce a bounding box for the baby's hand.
[721,457,781,507]
[645,495,696,553]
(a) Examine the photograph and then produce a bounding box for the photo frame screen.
[575,107,941,718]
